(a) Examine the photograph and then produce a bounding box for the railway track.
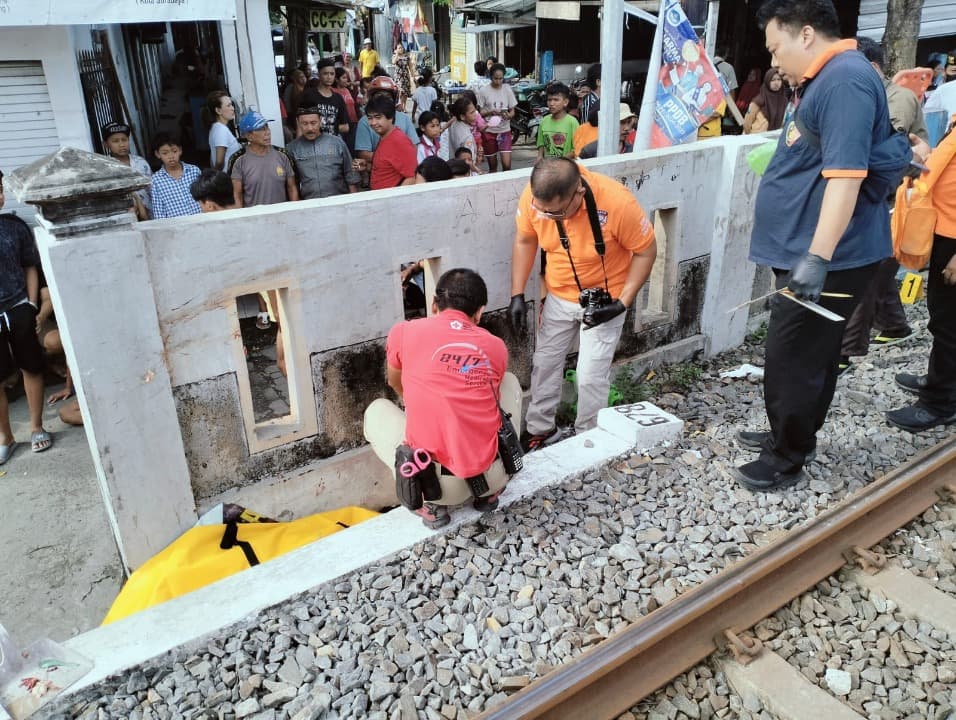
[479,435,956,720]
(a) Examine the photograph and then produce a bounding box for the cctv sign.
[309,9,347,31]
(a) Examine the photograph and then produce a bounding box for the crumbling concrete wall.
[39,134,770,568]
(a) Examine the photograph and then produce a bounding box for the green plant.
[653,362,702,393]
[747,321,768,344]
[612,367,651,405]
[555,401,577,427]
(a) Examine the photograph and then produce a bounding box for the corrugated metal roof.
[459,21,535,32]
[463,0,535,17]
[857,0,956,41]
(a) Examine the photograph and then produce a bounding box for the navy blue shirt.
[0,214,39,313]
[751,45,893,271]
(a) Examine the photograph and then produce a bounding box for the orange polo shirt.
[572,123,599,157]
[933,127,956,238]
[515,166,655,302]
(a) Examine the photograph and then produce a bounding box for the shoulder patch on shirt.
[596,210,608,226]
[785,120,801,147]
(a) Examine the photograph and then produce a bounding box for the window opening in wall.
[400,257,442,320]
[237,290,291,423]
[638,207,676,330]
[401,261,426,319]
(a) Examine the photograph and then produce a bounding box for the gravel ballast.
[46,305,951,720]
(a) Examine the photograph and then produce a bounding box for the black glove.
[583,299,626,329]
[508,294,527,334]
[788,253,830,302]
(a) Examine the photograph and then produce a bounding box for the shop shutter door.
[0,62,59,225]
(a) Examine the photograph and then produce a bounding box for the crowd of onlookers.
[95,43,699,224]
[99,42,545,225]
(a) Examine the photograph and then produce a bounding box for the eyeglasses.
[530,187,581,220]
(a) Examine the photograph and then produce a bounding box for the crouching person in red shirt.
[364,268,522,528]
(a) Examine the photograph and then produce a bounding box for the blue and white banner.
[651,0,728,147]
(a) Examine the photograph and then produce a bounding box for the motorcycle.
[511,85,548,144]
[429,65,451,103]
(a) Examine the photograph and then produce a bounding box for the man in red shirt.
[366,95,418,190]
[364,269,521,528]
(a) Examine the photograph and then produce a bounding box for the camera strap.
[554,179,609,294]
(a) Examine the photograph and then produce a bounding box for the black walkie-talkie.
[497,407,524,475]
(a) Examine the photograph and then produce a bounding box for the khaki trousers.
[525,294,627,435]
[363,372,522,506]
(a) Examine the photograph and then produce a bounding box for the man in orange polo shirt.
[509,158,657,449]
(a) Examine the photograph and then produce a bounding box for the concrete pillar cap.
[6,147,150,205]
[6,147,152,236]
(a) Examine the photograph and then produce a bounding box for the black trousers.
[920,234,956,416]
[841,257,911,357]
[761,263,878,473]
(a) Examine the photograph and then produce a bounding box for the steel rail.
[479,436,956,720]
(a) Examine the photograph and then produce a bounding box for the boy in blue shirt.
[150,133,201,219]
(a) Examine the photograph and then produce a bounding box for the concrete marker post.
[8,148,197,571]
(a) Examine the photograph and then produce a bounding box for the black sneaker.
[886,404,956,433]
[837,356,851,376]
[473,491,501,512]
[733,460,805,492]
[414,503,451,529]
[871,328,914,348]
[736,430,816,462]
[521,427,563,453]
[736,430,769,450]
[895,373,928,395]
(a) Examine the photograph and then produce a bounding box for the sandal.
[0,441,16,464]
[31,430,52,453]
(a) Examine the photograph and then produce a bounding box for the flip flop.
[0,441,16,464]
[31,430,52,453]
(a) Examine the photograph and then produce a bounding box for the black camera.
[579,287,612,311]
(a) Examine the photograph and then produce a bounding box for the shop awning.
[0,0,236,26]
[459,21,535,32]
[462,0,536,17]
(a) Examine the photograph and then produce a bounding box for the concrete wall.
[39,134,768,570]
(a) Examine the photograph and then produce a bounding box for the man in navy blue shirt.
[736,0,902,491]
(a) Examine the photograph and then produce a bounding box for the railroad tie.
[721,651,865,720]
[848,564,956,639]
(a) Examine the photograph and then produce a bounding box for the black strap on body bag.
[220,523,260,567]
[554,179,611,294]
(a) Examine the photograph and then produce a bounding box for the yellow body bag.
[103,506,378,624]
